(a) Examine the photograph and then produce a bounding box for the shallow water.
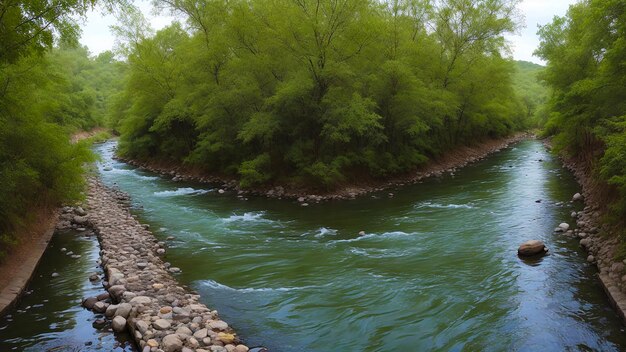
[3,139,626,351]
[0,230,134,351]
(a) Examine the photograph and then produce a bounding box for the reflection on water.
[0,230,134,351]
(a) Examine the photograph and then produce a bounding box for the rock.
[571,211,577,218]
[108,285,126,301]
[160,306,173,314]
[82,297,98,310]
[93,301,107,313]
[175,326,192,336]
[112,316,126,332]
[208,320,229,330]
[234,345,249,352]
[558,223,570,231]
[153,318,171,330]
[358,231,366,236]
[75,206,87,216]
[573,193,583,201]
[115,303,132,319]
[193,328,208,339]
[51,272,60,278]
[92,318,107,329]
[218,189,225,194]
[135,320,149,335]
[210,346,228,352]
[169,267,181,273]
[105,304,118,317]
[217,332,236,344]
[580,238,591,248]
[96,292,110,301]
[157,248,166,255]
[587,255,595,262]
[130,296,152,306]
[147,339,159,348]
[89,273,100,281]
[162,334,183,352]
[297,197,305,202]
[517,240,548,257]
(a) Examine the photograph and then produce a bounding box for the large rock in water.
[518,240,548,257]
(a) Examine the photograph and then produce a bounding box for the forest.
[1,0,625,259]
[112,0,528,188]
[536,0,626,226]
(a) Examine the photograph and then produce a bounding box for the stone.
[93,301,107,313]
[112,316,127,332]
[105,304,118,317]
[75,206,87,216]
[175,326,192,336]
[210,347,228,352]
[218,189,225,194]
[115,303,132,318]
[160,306,173,314]
[162,334,183,352]
[130,296,152,306]
[153,318,171,330]
[580,238,592,248]
[193,328,208,339]
[135,320,150,335]
[358,231,366,236]
[217,332,236,344]
[208,320,229,330]
[82,297,98,310]
[558,223,570,231]
[573,193,583,201]
[588,255,595,263]
[108,285,126,301]
[147,339,159,347]
[89,273,100,281]
[517,240,547,257]
[96,292,110,301]
[571,211,577,218]
[51,272,60,278]
[157,248,166,255]
[234,345,249,352]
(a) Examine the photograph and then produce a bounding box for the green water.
[3,139,626,351]
[0,230,134,351]
[93,139,626,351]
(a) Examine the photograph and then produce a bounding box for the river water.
[2,139,626,351]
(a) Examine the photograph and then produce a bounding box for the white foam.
[201,280,320,293]
[314,227,338,238]
[222,211,272,223]
[154,187,210,197]
[414,201,474,209]
[331,231,415,244]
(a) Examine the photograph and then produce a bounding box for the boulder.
[518,240,548,257]
[112,316,127,332]
[153,318,171,330]
[558,223,570,231]
[162,334,183,352]
[115,303,132,319]
[573,193,583,201]
[82,297,98,310]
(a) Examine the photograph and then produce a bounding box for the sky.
[78,0,579,65]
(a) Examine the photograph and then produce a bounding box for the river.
[2,139,626,351]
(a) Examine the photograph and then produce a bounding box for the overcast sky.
[78,0,579,65]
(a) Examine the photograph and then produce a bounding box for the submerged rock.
[518,240,548,257]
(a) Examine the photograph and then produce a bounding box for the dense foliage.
[536,0,626,221]
[113,0,528,189]
[0,0,122,260]
[512,60,548,126]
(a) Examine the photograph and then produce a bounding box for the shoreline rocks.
[549,138,626,325]
[115,133,531,203]
[79,178,249,352]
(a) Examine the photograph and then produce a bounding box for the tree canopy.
[113,0,528,189]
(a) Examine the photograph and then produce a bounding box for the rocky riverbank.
[116,133,531,203]
[552,143,626,324]
[62,178,250,352]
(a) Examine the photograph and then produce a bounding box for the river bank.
[68,177,250,352]
[554,143,626,324]
[117,132,531,202]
